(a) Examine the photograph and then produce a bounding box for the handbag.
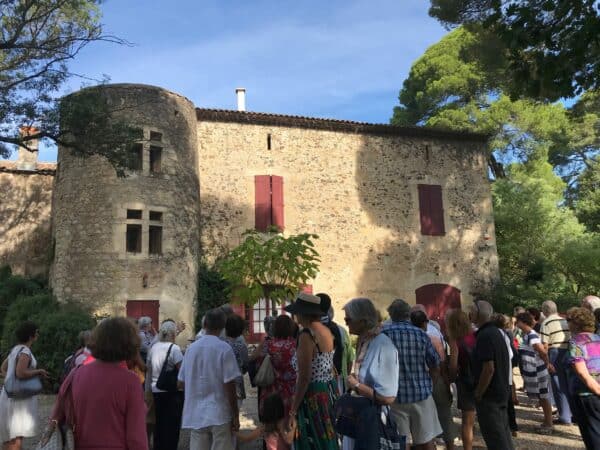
[378,405,404,450]
[254,354,275,387]
[4,346,43,399]
[156,344,179,392]
[334,393,377,441]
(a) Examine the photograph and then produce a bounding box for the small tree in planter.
[218,228,320,312]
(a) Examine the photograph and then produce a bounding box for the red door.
[126,300,160,329]
[415,284,461,333]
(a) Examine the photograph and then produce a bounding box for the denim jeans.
[548,347,572,423]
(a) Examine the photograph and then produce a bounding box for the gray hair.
[138,316,152,328]
[343,298,379,329]
[542,300,557,316]
[471,300,494,322]
[582,295,600,312]
[159,320,177,341]
[78,330,92,347]
[204,308,226,331]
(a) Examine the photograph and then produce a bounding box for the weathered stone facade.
[50,85,200,335]
[0,83,499,336]
[0,162,55,278]
[197,112,498,316]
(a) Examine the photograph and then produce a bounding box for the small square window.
[149,211,163,221]
[150,146,162,173]
[149,131,162,142]
[127,209,142,220]
[127,143,143,171]
[126,224,142,253]
[149,225,162,255]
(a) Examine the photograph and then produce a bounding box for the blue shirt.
[382,320,440,403]
[358,333,399,398]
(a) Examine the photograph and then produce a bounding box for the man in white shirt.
[178,308,241,450]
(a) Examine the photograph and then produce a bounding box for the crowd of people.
[0,293,600,450]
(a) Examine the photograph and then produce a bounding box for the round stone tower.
[50,84,200,338]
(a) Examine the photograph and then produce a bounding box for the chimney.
[17,126,39,171]
[236,88,246,112]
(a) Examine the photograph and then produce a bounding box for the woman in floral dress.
[252,315,298,418]
[286,293,339,450]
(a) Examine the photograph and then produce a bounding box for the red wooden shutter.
[418,184,445,236]
[429,185,445,235]
[255,175,271,231]
[271,175,284,231]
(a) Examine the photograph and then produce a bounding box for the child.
[236,394,296,450]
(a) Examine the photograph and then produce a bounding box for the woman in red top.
[251,315,298,418]
[46,318,148,450]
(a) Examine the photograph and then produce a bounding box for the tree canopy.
[392,26,600,310]
[218,229,320,306]
[428,0,600,101]
[0,0,140,173]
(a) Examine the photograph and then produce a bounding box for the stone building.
[0,83,499,342]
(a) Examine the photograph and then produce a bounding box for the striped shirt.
[540,314,571,349]
[382,320,440,404]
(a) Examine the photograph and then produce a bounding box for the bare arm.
[573,361,600,396]
[346,374,396,405]
[15,353,47,379]
[236,426,263,443]
[278,419,297,445]
[224,380,239,431]
[289,332,314,416]
[533,342,554,372]
[1,356,8,377]
[474,360,495,401]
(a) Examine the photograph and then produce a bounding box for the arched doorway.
[415,284,461,333]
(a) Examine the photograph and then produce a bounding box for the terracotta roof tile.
[196,108,489,142]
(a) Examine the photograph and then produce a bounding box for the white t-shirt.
[178,334,241,429]
[146,342,184,393]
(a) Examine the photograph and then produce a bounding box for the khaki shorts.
[390,395,442,445]
[190,423,234,450]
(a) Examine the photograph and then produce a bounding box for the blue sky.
[35,0,447,161]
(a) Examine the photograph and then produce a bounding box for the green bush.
[0,266,44,338]
[1,291,95,391]
[195,262,230,331]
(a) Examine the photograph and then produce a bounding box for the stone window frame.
[117,204,167,259]
[124,128,168,177]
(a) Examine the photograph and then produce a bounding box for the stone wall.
[197,118,499,316]
[0,163,55,278]
[50,84,200,341]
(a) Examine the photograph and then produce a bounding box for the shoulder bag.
[156,344,179,392]
[254,354,275,387]
[4,346,43,399]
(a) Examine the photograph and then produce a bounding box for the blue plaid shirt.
[382,320,441,404]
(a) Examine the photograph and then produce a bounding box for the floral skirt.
[295,380,339,450]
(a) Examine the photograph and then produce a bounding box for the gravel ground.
[22,374,585,449]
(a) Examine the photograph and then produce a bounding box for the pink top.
[58,361,148,450]
[265,432,290,450]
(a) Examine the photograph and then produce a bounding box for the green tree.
[195,262,230,331]
[391,27,574,179]
[0,0,140,173]
[218,229,320,310]
[428,0,600,100]
[572,157,600,232]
